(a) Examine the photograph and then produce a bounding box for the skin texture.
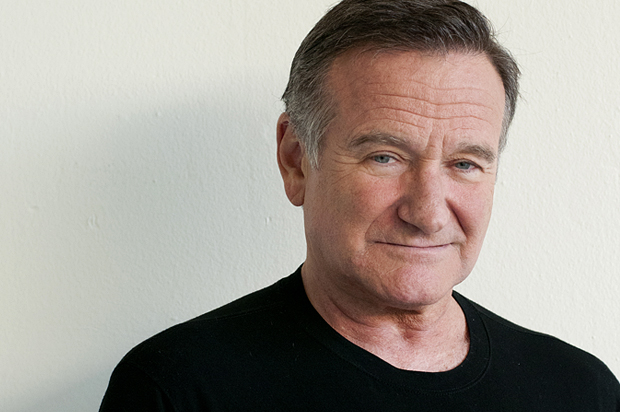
[277,50,505,371]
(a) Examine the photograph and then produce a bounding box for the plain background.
[2,1,619,410]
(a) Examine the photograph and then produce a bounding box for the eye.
[372,154,394,164]
[454,161,477,171]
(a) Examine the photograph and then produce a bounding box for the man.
[100,0,620,410]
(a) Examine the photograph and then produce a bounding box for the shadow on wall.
[9,80,288,412]
[12,372,110,412]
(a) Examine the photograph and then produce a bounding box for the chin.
[383,285,454,310]
[362,266,461,310]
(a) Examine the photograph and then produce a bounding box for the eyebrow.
[453,142,497,164]
[348,132,497,164]
[347,132,410,151]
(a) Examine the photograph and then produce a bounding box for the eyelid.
[452,159,483,172]
[370,151,403,162]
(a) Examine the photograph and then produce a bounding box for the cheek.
[455,186,494,241]
[303,172,360,240]
[311,173,400,243]
[339,175,401,223]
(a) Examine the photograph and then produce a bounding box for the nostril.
[397,197,450,235]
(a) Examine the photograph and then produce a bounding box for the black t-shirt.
[100,267,620,411]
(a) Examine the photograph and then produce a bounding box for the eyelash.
[368,153,482,174]
[371,154,396,164]
[454,160,477,170]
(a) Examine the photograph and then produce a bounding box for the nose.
[397,166,450,234]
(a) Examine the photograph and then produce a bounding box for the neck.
[301,266,469,372]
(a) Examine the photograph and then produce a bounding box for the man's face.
[291,50,505,310]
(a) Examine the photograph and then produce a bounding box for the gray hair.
[282,0,520,168]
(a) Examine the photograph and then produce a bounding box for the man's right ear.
[276,113,307,207]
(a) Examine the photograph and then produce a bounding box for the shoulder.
[101,271,309,410]
[117,272,302,381]
[456,292,620,398]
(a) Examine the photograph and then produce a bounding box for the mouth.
[377,241,451,249]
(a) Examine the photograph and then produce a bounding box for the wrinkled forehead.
[327,48,505,110]
[322,50,506,144]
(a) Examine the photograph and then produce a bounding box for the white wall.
[1,1,618,410]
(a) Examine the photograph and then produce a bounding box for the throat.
[316,288,470,371]
[345,304,469,372]
[351,321,471,372]
[301,264,470,372]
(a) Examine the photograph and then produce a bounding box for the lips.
[377,241,451,249]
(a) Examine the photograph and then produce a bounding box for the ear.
[277,113,307,206]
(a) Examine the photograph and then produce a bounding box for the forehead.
[324,50,506,150]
